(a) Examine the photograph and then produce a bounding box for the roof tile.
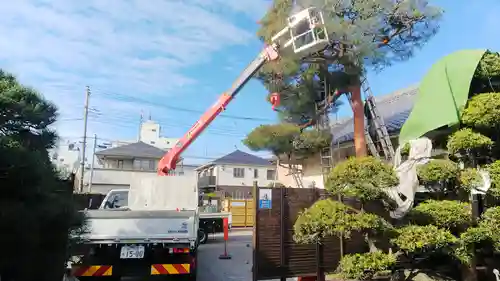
[212,150,272,166]
[331,85,418,144]
[95,141,166,159]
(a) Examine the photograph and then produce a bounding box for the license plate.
[120,245,145,259]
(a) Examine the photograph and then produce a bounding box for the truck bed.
[199,211,230,219]
[84,209,198,244]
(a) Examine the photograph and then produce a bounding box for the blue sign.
[259,199,272,209]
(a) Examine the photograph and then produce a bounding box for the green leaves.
[458,168,482,192]
[474,51,500,79]
[409,200,471,229]
[243,123,299,155]
[462,93,500,129]
[336,251,396,280]
[255,0,442,129]
[243,123,331,157]
[487,160,500,197]
[326,156,398,202]
[417,159,459,184]
[293,199,391,243]
[392,225,457,253]
[0,69,86,280]
[447,128,493,155]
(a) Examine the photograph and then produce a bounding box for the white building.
[196,150,277,199]
[50,141,81,178]
[112,120,179,150]
[77,141,196,194]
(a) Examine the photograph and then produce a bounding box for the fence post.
[316,189,325,281]
[252,181,259,281]
[280,186,286,281]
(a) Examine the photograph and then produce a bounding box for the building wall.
[301,154,325,189]
[275,163,302,188]
[213,164,276,188]
[140,120,178,150]
[77,159,197,194]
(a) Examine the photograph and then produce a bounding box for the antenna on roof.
[138,110,143,142]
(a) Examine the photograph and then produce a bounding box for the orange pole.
[223,217,229,241]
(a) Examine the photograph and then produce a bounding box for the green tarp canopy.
[398,49,487,145]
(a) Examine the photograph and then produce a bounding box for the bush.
[417,159,459,184]
[335,251,396,280]
[293,199,390,243]
[326,157,399,203]
[392,225,457,253]
[487,160,500,197]
[409,200,471,229]
[459,168,482,192]
[462,93,500,129]
[447,128,493,155]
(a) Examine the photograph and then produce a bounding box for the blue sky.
[0,0,499,165]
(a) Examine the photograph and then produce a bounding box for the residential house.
[196,150,277,198]
[77,141,196,194]
[277,85,419,189]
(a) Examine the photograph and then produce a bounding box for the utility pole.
[88,134,97,193]
[79,86,90,193]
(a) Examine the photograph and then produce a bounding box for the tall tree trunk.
[349,82,367,157]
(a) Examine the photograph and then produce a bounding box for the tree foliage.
[246,0,442,160]
[256,0,442,125]
[243,123,331,158]
[292,51,500,280]
[417,159,459,185]
[326,156,398,203]
[0,70,85,281]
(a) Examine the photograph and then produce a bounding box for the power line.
[87,117,248,138]
[90,116,246,137]
[95,91,275,122]
[58,135,272,161]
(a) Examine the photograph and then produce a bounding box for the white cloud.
[0,0,268,139]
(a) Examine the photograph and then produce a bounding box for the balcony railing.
[198,175,216,187]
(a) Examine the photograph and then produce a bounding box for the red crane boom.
[157,45,279,175]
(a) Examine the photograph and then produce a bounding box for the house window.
[254,168,259,178]
[267,169,276,180]
[133,159,155,171]
[233,168,245,178]
[117,160,124,169]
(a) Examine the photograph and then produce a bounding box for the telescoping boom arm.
[157,7,330,176]
[157,45,279,175]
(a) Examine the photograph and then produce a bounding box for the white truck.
[71,176,203,280]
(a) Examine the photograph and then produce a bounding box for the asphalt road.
[198,229,297,281]
[197,229,253,281]
[121,229,297,281]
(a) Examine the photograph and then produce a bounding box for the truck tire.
[198,229,207,244]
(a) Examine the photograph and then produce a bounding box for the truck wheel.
[198,229,207,244]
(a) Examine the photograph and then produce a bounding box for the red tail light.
[173,248,190,254]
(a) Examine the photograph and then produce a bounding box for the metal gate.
[224,199,254,227]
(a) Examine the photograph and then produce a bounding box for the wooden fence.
[252,187,368,281]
